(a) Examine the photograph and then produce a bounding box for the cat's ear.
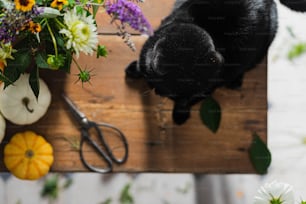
[150,37,170,75]
[280,0,306,12]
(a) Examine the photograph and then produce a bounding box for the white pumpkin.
[0,113,5,143]
[0,74,51,125]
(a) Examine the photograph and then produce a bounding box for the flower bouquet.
[0,0,153,97]
[0,0,152,178]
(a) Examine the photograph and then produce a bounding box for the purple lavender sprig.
[105,0,153,36]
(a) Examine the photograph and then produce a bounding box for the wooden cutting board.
[0,0,267,173]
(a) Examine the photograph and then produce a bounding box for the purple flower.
[35,7,45,15]
[105,0,153,36]
[0,6,42,43]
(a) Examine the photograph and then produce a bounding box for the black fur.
[280,0,306,12]
[126,0,305,125]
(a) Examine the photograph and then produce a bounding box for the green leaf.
[97,45,108,58]
[3,64,20,88]
[29,66,40,99]
[55,34,65,49]
[120,183,134,204]
[75,5,84,15]
[199,97,221,133]
[62,51,72,73]
[288,43,306,60]
[63,177,73,189]
[41,174,59,200]
[35,53,50,69]
[68,0,76,7]
[249,133,271,174]
[92,5,99,18]
[2,49,31,87]
[35,0,44,5]
[100,198,112,204]
[7,49,32,73]
[0,71,14,85]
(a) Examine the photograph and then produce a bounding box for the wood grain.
[0,0,267,173]
[0,35,267,173]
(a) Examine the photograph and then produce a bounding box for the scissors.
[62,94,128,173]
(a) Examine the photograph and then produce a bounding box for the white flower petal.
[253,181,294,204]
[61,9,98,57]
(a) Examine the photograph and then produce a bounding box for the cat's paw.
[172,107,191,125]
[125,61,142,78]
[226,74,244,90]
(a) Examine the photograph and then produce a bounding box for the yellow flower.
[28,21,41,33]
[50,0,68,10]
[14,0,35,12]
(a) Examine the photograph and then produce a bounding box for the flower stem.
[46,20,58,57]
[54,18,65,29]
[72,57,82,72]
[25,149,35,158]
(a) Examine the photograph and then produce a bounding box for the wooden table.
[0,0,267,173]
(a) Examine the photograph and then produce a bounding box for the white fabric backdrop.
[196,1,306,203]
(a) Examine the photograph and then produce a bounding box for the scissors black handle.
[62,93,128,173]
[80,121,128,173]
[80,127,113,173]
[96,121,129,164]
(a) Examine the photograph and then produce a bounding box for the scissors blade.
[62,93,88,125]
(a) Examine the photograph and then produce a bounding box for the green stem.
[72,57,82,72]
[54,17,66,28]
[22,97,34,113]
[86,2,105,6]
[40,18,47,27]
[46,20,58,56]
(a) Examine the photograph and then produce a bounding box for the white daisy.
[253,180,294,204]
[60,9,98,58]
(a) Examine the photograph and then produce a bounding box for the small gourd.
[0,74,51,125]
[0,113,5,143]
[4,131,54,180]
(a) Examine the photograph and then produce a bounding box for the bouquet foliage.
[0,0,152,97]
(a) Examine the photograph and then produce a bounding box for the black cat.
[280,0,306,12]
[126,0,306,125]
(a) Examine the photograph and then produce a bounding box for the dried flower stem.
[112,19,136,51]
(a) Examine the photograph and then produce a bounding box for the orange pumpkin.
[4,131,54,180]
